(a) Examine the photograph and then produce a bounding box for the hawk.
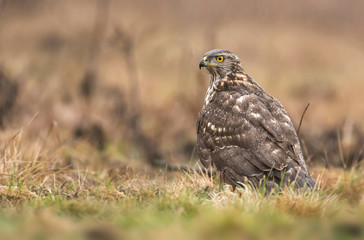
[196,49,315,191]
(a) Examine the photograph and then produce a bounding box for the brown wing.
[197,90,314,188]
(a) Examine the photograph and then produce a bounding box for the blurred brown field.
[1,0,364,168]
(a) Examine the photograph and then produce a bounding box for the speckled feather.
[197,49,315,190]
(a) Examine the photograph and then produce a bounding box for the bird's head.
[199,49,244,79]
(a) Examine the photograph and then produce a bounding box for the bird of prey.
[196,49,315,191]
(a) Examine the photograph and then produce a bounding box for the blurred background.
[1,0,364,170]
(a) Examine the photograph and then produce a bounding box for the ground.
[0,130,364,239]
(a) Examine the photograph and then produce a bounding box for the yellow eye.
[216,56,224,62]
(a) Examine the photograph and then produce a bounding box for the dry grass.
[0,130,363,239]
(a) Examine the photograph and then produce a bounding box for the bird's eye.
[216,56,224,62]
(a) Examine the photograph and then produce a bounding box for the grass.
[0,130,364,240]
[1,1,364,239]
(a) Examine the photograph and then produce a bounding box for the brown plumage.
[196,49,315,191]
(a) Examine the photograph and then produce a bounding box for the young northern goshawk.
[196,49,315,191]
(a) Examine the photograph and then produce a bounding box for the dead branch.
[79,0,110,100]
[0,70,18,129]
[112,27,163,166]
[153,160,215,177]
[297,103,310,136]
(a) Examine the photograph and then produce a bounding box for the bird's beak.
[199,57,208,69]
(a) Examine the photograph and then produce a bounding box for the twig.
[87,0,110,69]
[0,0,6,22]
[152,160,215,177]
[323,148,330,169]
[80,0,110,100]
[112,28,163,165]
[297,103,310,135]
[337,130,347,169]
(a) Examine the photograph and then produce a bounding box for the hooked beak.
[199,57,208,69]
